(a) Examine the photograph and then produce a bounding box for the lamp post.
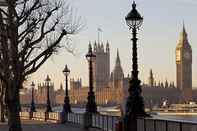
[85,43,97,113]
[83,43,97,129]
[62,64,71,113]
[45,75,52,112]
[124,1,148,131]
[30,82,36,112]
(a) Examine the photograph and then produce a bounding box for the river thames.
[52,106,197,122]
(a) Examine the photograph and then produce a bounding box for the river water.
[53,106,197,122]
[154,115,197,122]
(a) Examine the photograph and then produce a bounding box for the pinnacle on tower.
[88,41,92,50]
[149,69,154,87]
[113,49,124,81]
[94,41,97,52]
[106,41,110,53]
[116,49,121,65]
[183,21,186,33]
[150,69,153,78]
[165,80,169,88]
[179,22,188,44]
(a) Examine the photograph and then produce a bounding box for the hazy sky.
[30,0,197,89]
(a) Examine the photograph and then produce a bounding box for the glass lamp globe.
[86,44,96,62]
[125,1,143,29]
[45,75,51,83]
[31,82,35,88]
[63,65,70,76]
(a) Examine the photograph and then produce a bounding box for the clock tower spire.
[176,23,192,102]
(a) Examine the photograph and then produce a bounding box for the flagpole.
[98,28,100,44]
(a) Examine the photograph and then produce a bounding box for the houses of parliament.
[20,25,197,107]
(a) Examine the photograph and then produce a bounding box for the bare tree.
[0,80,6,122]
[0,0,82,131]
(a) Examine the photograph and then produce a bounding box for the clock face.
[184,52,190,60]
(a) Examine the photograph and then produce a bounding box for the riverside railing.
[20,111,197,131]
[137,117,197,131]
[92,114,119,131]
[19,112,119,131]
[67,112,84,125]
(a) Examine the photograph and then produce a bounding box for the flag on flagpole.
[97,28,102,32]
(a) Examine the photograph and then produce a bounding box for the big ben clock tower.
[176,24,192,102]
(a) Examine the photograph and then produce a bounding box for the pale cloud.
[174,0,197,5]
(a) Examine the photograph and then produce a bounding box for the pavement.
[0,120,102,131]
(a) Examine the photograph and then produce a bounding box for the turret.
[94,41,97,52]
[101,42,104,52]
[113,49,124,81]
[88,41,92,50]
[106,41,110,53]
[149,69,154,87]
[161,82,164,88]
[165,80,169,88]
[116,49,121,65]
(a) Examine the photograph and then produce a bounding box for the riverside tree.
[0,0,82,131]
[0,80,6,122]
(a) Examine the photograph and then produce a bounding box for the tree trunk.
[0,101,5,122]
[5,82,22,131]
[7,101,22,131]
[0,81,5,122]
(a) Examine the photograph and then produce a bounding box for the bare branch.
[24,29,67,76]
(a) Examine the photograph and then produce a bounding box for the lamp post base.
[30,101,36,112]
[124,79,150,131]
[46,105,52,113]
[85,92,97,113]
[83,112,92,129]
[63,96,71,113]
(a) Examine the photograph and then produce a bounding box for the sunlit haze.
[30,0,197,89]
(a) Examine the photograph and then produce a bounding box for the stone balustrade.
[19,112,197,131]
[92,114,119,131]
[137,117,197,131]
[19,112,30,120]
[19,112,119,131]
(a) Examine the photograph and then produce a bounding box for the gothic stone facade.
[93,41,110,89]
[176,25,192,101]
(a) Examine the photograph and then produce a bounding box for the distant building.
[20,27,195,107]
[148,69,154,87]
[68,44,182,107]
[70,78,82,89]
[176,24,192,101]
[111,49,124,89]
[55,83,65,104]
[36,82,56,106]
[93,41,110,89]
[20,81,56,106]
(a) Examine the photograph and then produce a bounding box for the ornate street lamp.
[45,75,52,112]
[30,81,36,112]
[85,43,97,113]
[124,1,148,131]
[83,43,97,129]
[62,64,71,113]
